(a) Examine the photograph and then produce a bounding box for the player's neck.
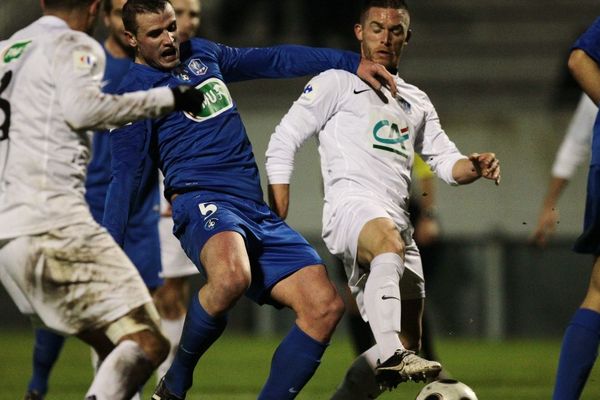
[104,37,132,59]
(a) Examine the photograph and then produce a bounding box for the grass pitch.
[2,330,600,399]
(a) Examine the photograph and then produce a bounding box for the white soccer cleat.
[375,350,442,389]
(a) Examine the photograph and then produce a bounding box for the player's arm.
[531,94,595,246]
[569,18,600,104]
[54,33,203,131]
[102,120,150,246]
[215,42,396,96]
[412,157,440,246]
[266,72,343,219]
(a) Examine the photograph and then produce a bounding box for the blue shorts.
[171,190,323,306]
[89,203,163,290]
[574,164,600,255]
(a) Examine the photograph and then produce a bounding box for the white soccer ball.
[415,379,478,400]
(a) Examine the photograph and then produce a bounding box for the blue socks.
[258,324,328,399]
[164,295,227,398]
[553,308,600,400]
[27,329,66,395]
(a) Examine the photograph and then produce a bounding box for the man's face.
[354,7,410,72]
[104,0,129,49]
[126,3,180,70]
[171,0,201,42]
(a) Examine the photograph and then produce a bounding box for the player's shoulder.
[180,37,217,59]
[396,76,433,107]
[117,63,169,93]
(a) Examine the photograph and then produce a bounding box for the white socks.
[157,316,186,381]
[85,340,153,400]
[363,252,405,362]
[331,345,383,399]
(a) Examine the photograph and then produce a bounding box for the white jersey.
[266,69,466,224]
[0,16,174,239]
[551,94,596,179]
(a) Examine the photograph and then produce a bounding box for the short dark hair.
[122,0,171,34]
[103,0,113,15]
[44,0,96,11]
[359,0,409,24]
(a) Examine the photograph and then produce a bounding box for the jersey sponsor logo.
[184,78,233,122]
[372,119,410,158]
[73,50,97,70]
[1,40,32,64]
[188,58,208,76]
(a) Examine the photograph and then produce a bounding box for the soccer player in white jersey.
[0,0,204,398]
[531,93,596,247]
[265,0,500,397]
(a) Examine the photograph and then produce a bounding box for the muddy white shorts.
[0,221,153,335]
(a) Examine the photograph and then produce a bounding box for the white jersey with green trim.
[266,69,466,220]
[0,16,174,240]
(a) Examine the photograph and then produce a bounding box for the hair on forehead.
[359,0,409,23]
[122,0,172,34]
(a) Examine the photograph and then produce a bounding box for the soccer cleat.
[375,350,442,389]
[23,390,44,400]
[151,378,185,400]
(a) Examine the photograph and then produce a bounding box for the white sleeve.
[53,32,174,131]
[551,94,596,179]
[265,71,344,184]
[414,94,467,185]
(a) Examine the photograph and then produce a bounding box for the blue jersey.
[85,49,160,228]
[85,48,163,288]
[573,17,600,166]
[104,39,359,245]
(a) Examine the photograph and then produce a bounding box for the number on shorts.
[0,71,12,141]
[198,202,217,220]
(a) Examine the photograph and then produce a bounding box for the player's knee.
[378,235,405,258]
[307,291,345,332]
[207,269,250,310]
[136,329,170,367]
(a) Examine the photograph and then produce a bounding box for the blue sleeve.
[102,120,151,246]
[573,17,600,64]
[215,43,361,83]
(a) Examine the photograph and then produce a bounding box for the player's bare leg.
[258,264,344,398]
[78,304,169,400]
[154,231,249,399]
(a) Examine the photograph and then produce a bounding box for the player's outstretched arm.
[452,152,500,185]
[569,49,600,105]
[268,184,290,220]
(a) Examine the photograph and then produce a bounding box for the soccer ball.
[415,379,478,400]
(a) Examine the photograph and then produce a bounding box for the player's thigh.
[200,230,251,285]
[357,217,406,265]
[270,264,340,315]
[583,256,600,310]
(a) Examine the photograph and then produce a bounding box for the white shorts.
[0,221,153,335]
[322,196,425,306]
[159,216,198,278]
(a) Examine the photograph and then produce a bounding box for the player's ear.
[354,23,363,41]
[124,30,137,48]
[89,0,101,18]
[405,29,412,44]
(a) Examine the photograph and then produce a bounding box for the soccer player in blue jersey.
[104,1,397,399]
[553,17,600,400]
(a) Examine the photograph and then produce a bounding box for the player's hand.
[529,205,559,247]
[171,85,205,113]
[356,58,397,98]
[469,152,500,185]
[414,215,441,247]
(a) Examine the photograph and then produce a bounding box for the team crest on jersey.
[204,218,218,230]
[183,78,233,122]
[188,58,208,76]
[1,40,32,64]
